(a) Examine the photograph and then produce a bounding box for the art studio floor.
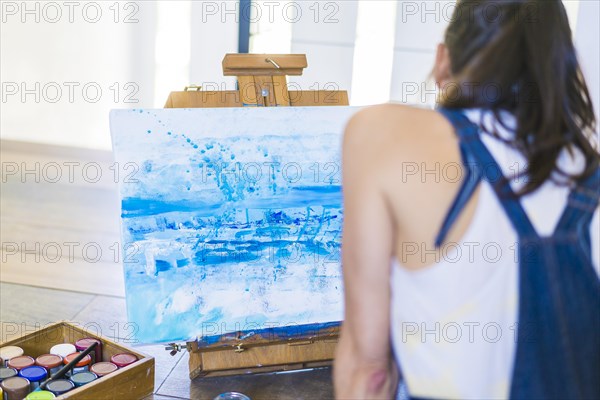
[0,141,333,400]
[0,282,333,400]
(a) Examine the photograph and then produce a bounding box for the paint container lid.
[70,371,97,387]
[63,353,91,367]
[0,367,18,381]
[213,392,252,400]
[110,353,138,367]
[50,344,76,358]
[74,338,101,351]
[7,355,35,370]
[45,379,74,395]
[74,338,102,363]
[0,376,30,394]
[0,346,24,361]
[26,391,56,399]
[90,362,118,377]
[35,354,63,369]
[19,366,47,382]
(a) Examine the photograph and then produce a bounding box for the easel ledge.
[186,321,341,379]
[165,89,348,108]
[165,53,349,108]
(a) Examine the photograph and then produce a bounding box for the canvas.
[110,106,359,343]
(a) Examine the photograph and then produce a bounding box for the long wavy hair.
[440,0,599,195]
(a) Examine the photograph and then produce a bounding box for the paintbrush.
[35,342,98,391]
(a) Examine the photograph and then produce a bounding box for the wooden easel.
[163,54,346,379]
[164,53,349,108]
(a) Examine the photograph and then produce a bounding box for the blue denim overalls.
[402,108,600,400]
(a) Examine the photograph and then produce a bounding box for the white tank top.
[390,109,600,400]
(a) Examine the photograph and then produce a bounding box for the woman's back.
[386,107,600,399]
[333,2,600,399]
[334,102,599,399]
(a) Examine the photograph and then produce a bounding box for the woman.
[334,1,599,399]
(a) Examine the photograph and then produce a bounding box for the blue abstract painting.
[110,106,359,343]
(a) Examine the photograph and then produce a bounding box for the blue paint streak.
[121,186,343,218]
[118,130,346,343]
[196,321,341,347]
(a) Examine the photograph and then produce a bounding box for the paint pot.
[70,371,97,387]
[90,361,118,377]
[49,343,76,359]
[7,355,35,371]
[74,338,102,364]
[110,353,138,368]
[63,353,91,377]
[18,366,47,391]
[45,379,74,396]
[213,392,252,400]
[25,391,56,399]
[35,354,63,376]
[0,347,24,367]
[0,376,31,400]
[0,367,18,382]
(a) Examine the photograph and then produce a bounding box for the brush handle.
[38,342,98,391]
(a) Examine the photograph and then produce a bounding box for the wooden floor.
[1,140,125,296]
[0,140,334,399]
[0,281,333,400]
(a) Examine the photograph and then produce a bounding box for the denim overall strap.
[555,167,600,256]
[513,166,599,400]
[435,108,538,243]
[434,109,482,247]
[509,168,600,400]
[405,109,600,400]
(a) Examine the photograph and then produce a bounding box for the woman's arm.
[333,109,399,399]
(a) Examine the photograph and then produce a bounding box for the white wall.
[288,1,358,98]
[351,0,398,105]
[389,0,452,106]
[0,1,157,150]
[1,0,597,149]
[0,1,242,150]
[574,0,600,134]
[386,0,596,109]
[190,1,238,92]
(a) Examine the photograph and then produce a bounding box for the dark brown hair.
[440,0,599,195]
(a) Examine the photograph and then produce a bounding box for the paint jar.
[213,392,252,400]
[25,391,56,399]
[7,355,35,371]
[90,361,118,377]
[0,367,18,383]
[110,353,138,368]
[0,347,24,367]
[63,353,91,376]
[70,371,97,387]
[0,376,31,400]
[18,366,47,391]
[45,379,74,396]
[74,338,102,365]
[35,354,63,376]
[49,343,76,359]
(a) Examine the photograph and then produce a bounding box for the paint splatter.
[111,107,358,343]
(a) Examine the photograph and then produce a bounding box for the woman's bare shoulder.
[343,103,454,162]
